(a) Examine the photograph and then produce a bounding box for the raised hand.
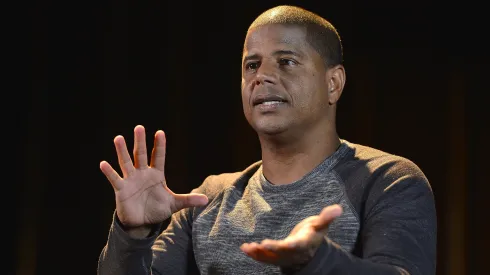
[100,125,208,230]
[240,204,343,267]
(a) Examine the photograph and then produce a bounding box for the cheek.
[288,75,325,109]
[241,83,252,112]
[241,77,245,91]
[286,76,310,105]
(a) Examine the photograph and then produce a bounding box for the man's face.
[241,24,331,136]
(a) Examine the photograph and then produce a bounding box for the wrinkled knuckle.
[134,148,147,155]
[154,151,165,158]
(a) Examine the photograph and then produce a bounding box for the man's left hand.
[240,204,343,267]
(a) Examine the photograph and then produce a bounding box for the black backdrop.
[23,0,488,274]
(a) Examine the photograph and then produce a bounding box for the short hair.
[248,5,343,68]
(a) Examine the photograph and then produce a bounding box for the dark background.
[22,0,488,274]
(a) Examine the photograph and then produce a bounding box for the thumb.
[314,204,343,231]
[172,193,209,212]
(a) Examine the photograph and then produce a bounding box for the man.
[98,5,437,275]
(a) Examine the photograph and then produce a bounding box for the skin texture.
[241,23,346,185]
[241,24,332,138]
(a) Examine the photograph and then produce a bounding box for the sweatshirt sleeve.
[97,207,198,275]
[284,159,437,275]
[97,175,226,275]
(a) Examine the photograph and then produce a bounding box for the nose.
[254,62,277,86]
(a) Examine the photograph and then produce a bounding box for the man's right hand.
[100,125,208,237]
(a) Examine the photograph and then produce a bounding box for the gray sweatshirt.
[98,140,437,274]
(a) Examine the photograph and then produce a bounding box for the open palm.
[241,204,343,267]
[100,125,208,228]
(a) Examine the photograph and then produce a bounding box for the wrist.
[115,215,158,239]
[124,225,154,239]
[280,241,328,274]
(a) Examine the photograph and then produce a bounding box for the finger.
[252,248,279,263]
[133,125,148,169]
[172,193,209,212]
[114,135,135,177]
[241,243,279,263]
[277,234,308,250]
[240,242,259,253]
[100,161,123,190]
[260,239,293,251]
[314,204,343,231]
[150,130,166,171]
[240,243,261,256]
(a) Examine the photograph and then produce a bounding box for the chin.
[252,120,290,136]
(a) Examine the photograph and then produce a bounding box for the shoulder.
[337,141,436,223]
[339,141,427,180]
[336,140,433,206]
[191,161,262,201]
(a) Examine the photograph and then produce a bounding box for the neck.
[259,124,340,185]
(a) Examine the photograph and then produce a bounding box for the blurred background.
[23,0,488,274]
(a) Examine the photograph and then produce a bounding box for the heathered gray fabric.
[98,140,437,275]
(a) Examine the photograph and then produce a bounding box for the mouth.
[252,94,288,107]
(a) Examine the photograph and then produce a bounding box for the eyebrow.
[243,50,304,63]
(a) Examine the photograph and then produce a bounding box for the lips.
[252,94,288,106]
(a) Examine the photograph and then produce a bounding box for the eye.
[279,58,297,66]
[245,61,260,71]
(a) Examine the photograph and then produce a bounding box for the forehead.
[243,24,311,55]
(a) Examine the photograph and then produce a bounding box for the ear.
[326,65,346,105]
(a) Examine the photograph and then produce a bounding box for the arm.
[97,207,199,275]
[289,164,437,274]
[97,213,163,275]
